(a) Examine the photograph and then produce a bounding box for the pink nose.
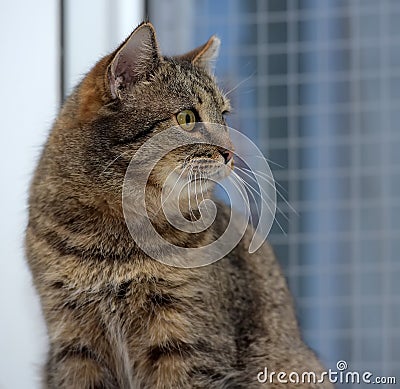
[218,148,234,164]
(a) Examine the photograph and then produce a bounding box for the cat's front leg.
[43,343,119,389]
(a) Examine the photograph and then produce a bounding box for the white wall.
[0,1,58,388]
[0,1,142,388]
[65,0,144,95]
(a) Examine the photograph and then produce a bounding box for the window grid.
[151,0,400,386]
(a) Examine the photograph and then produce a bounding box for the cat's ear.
[108,22,161,98]
[176,36,220,73]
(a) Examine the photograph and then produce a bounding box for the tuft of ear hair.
[108,22,161,98]
[175,35,221,73]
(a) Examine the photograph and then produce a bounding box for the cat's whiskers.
[157,165,188,214]
[181,155,191,169]
[230,171,260,230]
[237,167,297,216]
[187,167,197,221]
[100,150,132,176]
[239,155,286,170]
[232,172,260,225]
[233,170,286,234]
[199,171,211,221]
[224,73,255,98]
[194,171,199,213]
[190,170,199,221]
[187,167,191,215]
[234,167,289,227]
[231,169,286,235]
[239,166,289,198]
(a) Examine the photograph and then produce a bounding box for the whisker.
[233,171,286,235]
[230,171,281,235]
[224,73,255,97]
[253,173,297,216]
[230,171,259,228]
[264,157,285,170]
[236,167,297,216]
[100,150,132,175]
[203,173,214,221]
[194,171,199,210]
[199,172,211,222]
[239,155,286,169]
[181,155,191,168]
[188,168,193,220]
[159,165,188,211]
[192,172,199,220]
[234,167,289,222]
[203,172,211,198]
[239,166,289,197]
[188,168,197,221]
[227,172,251,210]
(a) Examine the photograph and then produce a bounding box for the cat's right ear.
[108,22,161,98]
[176,36,221,74]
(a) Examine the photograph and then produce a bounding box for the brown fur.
[26,22,333,388]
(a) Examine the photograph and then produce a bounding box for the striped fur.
[26,23,333,388]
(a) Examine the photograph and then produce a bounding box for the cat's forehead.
[160,58,230,110]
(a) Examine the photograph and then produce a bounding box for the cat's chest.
[99,270,209,330]
[106,278,205,362]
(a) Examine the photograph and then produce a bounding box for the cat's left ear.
[108,22,161,98]
[176,36,220,73]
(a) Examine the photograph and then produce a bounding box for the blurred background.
[1,0,399,388]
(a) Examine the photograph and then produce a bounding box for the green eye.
[176,109,196,131]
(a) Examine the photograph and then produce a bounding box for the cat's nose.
[218,148,234,164]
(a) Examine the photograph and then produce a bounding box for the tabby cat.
[26,22,333,388]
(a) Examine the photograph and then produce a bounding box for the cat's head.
[56,22,233,212]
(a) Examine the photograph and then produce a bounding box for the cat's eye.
[176,109,196,131]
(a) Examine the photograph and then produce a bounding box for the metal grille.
[150,0,400,386]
